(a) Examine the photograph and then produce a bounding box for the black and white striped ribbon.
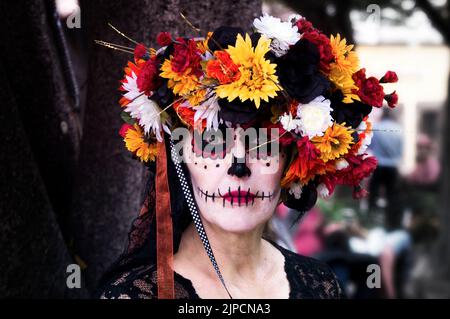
[169,138,233,299]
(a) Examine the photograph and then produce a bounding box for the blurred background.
[0,0,448,298]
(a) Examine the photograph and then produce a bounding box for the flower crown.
[112,13,399,201]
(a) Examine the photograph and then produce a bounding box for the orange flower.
[124,124,157,162]
[312,123,354,162]
[206,51,241,84]
[281,137,334,186]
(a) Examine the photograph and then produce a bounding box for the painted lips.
[223,190,256,203]
[197,186,273,207]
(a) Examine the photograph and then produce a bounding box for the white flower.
[253,14,301,57]
[122,71,170,142]
[193,91,221,131]
[335,158,349,170]
[317,183,330,198]
[296,95,333,138]
[279,112,302,132]
[357,120,367,132]
[357,130,373,155]
[288,182,303,199]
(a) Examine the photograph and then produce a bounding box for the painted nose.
[227,155,251,178]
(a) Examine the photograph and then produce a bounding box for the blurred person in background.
[368,108,404,230]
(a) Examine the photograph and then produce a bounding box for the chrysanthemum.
[253,14,301,57]
[160,60,200,96]
[182,90,221,131]
[215,34,280,108]
[329,34,359,76]
[124,124,158,162]
[279,112,302,132]
[312,123,354,162]
[296,95,333,138]
[329,34,360,103]
[121,70,170,142]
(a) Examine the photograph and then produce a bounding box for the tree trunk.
[71,0,262,293]
[0,0,86,298]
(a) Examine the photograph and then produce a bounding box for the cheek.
[250,151,287,185]
[183,141,231,186]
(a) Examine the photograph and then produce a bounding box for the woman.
[96,13,398,299]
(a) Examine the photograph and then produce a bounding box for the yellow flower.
[311,123,354,162]
[160,60,199,96]
[215,33,280,108]
[329,34,359,75]
[329,34,360,103]
[329,70,360,103]
[124,125,158,162]
[197,32,213,54]
[187,88,207,106]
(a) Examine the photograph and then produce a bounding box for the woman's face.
[182,125,288,233]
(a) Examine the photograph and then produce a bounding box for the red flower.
[119,123,133,138]
[134,43,147,60]
[384,91,398,108]
[156,32,172,46]
[337,154,377,186]
[137,58,161,95]
[353,185,369,199]
[352,68,385,107]
[206,51,241,84]
[281,136,322,187]
[263,122,295,147]
[173,102,206,130]
[296,18,314,33]
[171,38,202,76]
[379,71,398,83]
[319,174,338,196]
[302,31,334,73]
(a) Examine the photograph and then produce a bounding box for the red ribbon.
[155,135,174,299]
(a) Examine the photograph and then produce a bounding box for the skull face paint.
[182,126,288,233]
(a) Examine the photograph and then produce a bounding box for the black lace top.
[98,240,344,299]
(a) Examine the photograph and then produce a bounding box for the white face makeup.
[182,126,288,233]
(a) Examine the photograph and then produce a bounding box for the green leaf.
[121,111,136,125]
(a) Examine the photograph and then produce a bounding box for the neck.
[177,220,270,283]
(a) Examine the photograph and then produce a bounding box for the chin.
[199,202,273,234]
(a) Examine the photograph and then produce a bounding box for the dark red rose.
[352,68,385,107]
[156,32,172,46]
[302,31,334,73]
[379,71,398,83]
[276,39,330,103]
[137,58,161,95]
[384,91,398,108]
[171,38,202,76]
[134,43,147,60]
[296,18,314,33]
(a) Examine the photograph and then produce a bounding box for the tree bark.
[71,0,262,293]
[0,0,85,297]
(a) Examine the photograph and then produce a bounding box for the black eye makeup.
[239,129,280,160]
[191,124,234,159]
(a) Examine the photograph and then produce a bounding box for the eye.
[204,134,224,145]
[191,126,234,159]
[244,130,277,159]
